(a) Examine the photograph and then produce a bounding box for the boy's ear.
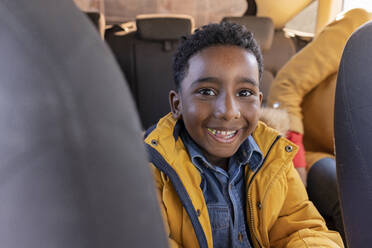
[259,91,263,106]
[169,90,182,120]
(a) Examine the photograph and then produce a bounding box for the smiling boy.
[144,22,343,248]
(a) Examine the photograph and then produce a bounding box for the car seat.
[0,0,167,247]
[334,20,372,247]
[106,14,194,129]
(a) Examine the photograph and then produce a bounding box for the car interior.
[1,0,372,247]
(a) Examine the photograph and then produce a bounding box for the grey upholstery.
[0,0,167,247]
[106,15,193,129]
[334,21,372,247]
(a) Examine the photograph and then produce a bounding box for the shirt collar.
[180,127,263,172]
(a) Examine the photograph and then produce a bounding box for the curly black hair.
[173,21,263,90]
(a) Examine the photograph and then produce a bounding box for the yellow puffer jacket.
[267,8,372,168]
[145,113,343,248]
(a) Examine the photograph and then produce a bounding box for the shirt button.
[238,232,243,242]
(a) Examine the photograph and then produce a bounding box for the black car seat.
[106,14,194,129]
[334,21,372,247]
[222,16,274,105]
[0,0,167,247]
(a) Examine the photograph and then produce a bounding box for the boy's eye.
[237,89,253,97]
[197,88,216,96]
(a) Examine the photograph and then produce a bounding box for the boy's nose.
[214,93,241,120]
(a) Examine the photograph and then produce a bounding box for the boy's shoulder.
[144,113,182,157]
[144,113,176,138]
[253,120,282,149]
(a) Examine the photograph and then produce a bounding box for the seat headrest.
[136,14,194,40]
[222,16,274,51]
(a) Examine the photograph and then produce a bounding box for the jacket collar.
[145,113,298,172]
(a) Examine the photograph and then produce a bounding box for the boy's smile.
[170,45,262,168]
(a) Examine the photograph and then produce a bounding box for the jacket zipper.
[247,135,281,248]
[146,144,209,248]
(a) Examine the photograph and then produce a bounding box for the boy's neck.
[217,162,228,171]
[205,155,229,171]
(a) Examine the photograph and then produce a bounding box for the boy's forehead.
[182,45,259,84]
[185,45,257,71]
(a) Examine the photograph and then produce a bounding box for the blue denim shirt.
[181,130,263,248]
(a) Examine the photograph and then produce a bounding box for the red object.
[286,131,306,168]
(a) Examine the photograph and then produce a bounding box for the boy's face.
[170,45,262,166]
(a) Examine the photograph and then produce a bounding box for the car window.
[98,0,247,26]
[284,1,317,38]
[343,0,372,12]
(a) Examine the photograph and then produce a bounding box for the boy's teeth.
[208,128,237,136]
[207,128,216,135]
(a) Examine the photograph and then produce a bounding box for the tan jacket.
[267,8,372,168]
[145,113,343,247]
